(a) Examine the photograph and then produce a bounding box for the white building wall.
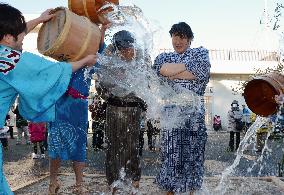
[207,79,246,131]
[207,59,279,131]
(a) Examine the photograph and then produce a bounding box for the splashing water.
[96,52,202,122]
[107,167,146,194]
[214,117,269,195]
[94,4,202,124]
[88,2,284,195]
[87,4,204,194]
[210,2,284,194]
[99,3,156,53]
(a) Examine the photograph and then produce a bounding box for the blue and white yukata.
[48,45,105,162]
[0,45,72,194]
[153,47,211,193]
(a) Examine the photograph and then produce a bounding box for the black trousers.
[256,132,268,152]
[229,131,240,151]
[42,130,48,151]
[213,124,221,131]
[138,129,144,156]
[146,128,154,150]
[92,121,104,149]
[105,105,141,185]
[0,138,8,148]
[33,141,45,154]
[8,126,14,138]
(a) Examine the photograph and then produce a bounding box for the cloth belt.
[66,87,88,99]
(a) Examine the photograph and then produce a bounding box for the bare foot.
[48,182,60,195]
[132,180,139,188]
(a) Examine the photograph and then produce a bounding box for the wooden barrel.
[37,7,101,62]
[68,0,119,24]
[244,72,284,116]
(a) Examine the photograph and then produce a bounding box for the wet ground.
[14,174,284,195]
[3,130,284,194]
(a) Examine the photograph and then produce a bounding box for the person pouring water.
[0,3,97,194]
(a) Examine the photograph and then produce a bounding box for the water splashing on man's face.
[117,47,135,61]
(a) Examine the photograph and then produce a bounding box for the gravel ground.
[14,175,284,195]
[3,130,284,194]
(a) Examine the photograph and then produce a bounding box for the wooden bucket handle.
[49,7,65,15]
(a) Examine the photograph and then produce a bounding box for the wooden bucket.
[37,7,101,62]
[244,72,284,116]
[68,0,119,24]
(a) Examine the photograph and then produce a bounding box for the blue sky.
[1,0,280,50]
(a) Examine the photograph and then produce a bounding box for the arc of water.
[214,116,269,195]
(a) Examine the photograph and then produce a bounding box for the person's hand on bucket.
[39,9,56,23]
[275,93,284,104]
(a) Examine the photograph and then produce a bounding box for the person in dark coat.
[13,106,30,145]
[227,100,243,151]
[88,92,107,150]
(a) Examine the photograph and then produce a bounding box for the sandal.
[48,182,60,194]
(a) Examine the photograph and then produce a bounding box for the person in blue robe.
[47,22,109,193]
[153,22,211,194]
[0,4,97,194]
